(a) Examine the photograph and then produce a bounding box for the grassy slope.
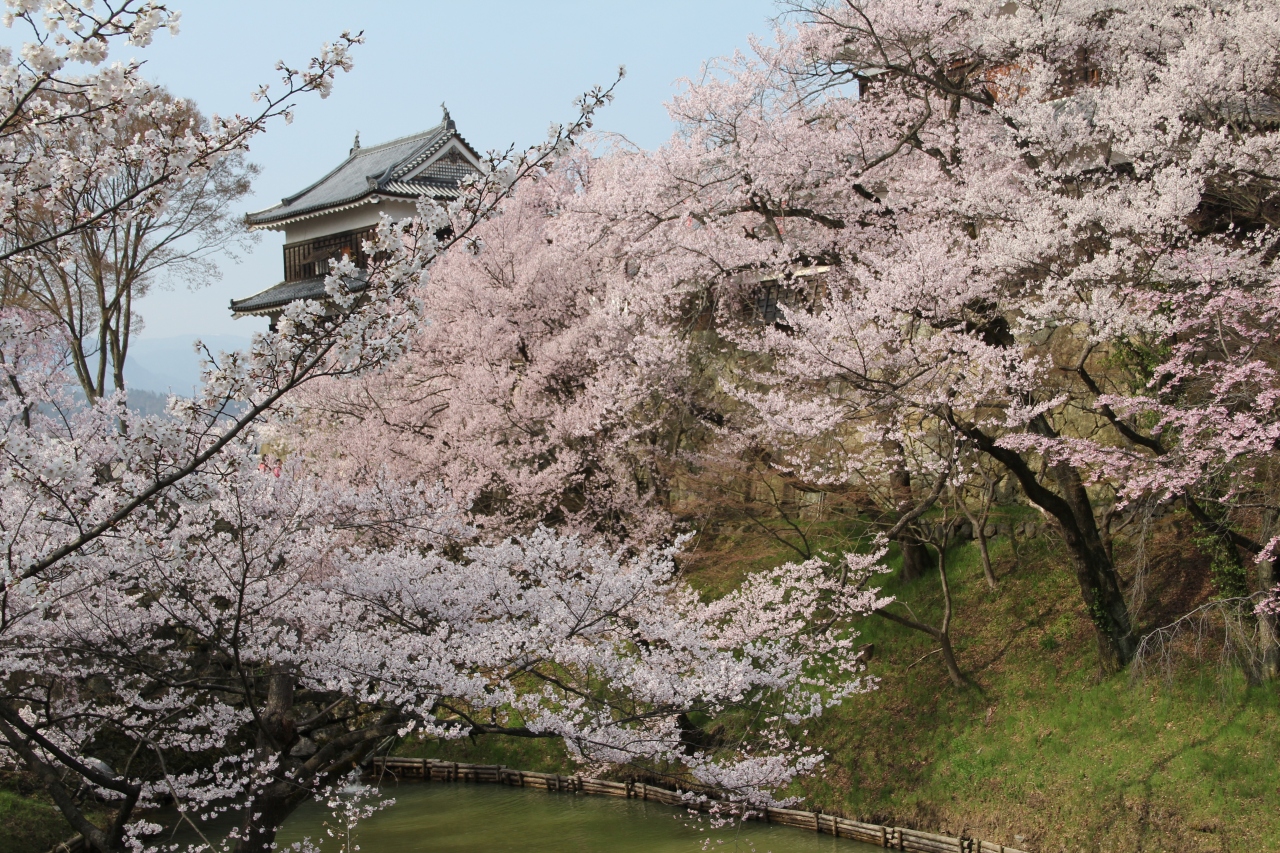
[400,732,571,774]
[692,523,1279,853]
[0,785,80,853]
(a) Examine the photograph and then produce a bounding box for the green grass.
[0,785,78,853]
[720,524,1277,853]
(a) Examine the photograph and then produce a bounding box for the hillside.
[782,535,1273,853]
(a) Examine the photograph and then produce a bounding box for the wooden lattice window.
[282,228,375,282]
[751,276,826,326]
[755,283,785,325]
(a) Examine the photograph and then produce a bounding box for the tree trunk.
[1258,511,1279,682]
[935,538,966,688]
[0,705,141,853]
[235,671,306,853]
[874,533,967,688]
[900,536,930,582]
[959,496,996,590]
[889,449,929,582]
[937,629,966,688]
[233,781,309,853]
[975,525,996,589]
[1047,458,1136,671]
[231,679,402,853]
[958,419,1136,671]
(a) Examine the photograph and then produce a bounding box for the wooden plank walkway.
[366,756,1033,853]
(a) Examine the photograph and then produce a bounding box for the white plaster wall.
[281,198,419,244]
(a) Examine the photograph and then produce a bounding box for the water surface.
[270,782,881,853]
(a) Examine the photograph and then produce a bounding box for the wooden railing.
[282,228,375,283]
[366,756,1032,853]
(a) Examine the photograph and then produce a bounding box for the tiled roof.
[381,181,465,198]
[413,158,476,185]
[229,275,368,315]
[244,117,481,228]
[1205,96,1280,128]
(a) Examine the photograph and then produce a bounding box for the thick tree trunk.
[1047,459,1136,671]
[888,450,930,582]
[231,676,402,853]
[235,672,306,853]
[900,536,931,582]
[957,419,1136,671]
[234,784,305,853]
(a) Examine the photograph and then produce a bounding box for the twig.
[905,647,942,670]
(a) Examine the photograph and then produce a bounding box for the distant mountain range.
[124,334,254,397]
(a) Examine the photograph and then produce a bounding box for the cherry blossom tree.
[572,0,1280,673]
[3,408,881,851]
[289,163,685,546]
[0,7,891,852]
[0,88,258,403]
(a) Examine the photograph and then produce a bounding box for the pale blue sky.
[116,0,781,340]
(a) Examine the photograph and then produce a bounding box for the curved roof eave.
[246,186,466,231]
[245,192,383,231]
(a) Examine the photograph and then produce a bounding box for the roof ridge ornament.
[350,131,361,155]
[441,102,455,130]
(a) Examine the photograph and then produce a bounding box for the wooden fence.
[46,836,87,853]
[366,756,1031,853]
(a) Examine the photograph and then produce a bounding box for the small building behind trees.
[231,107,482,324]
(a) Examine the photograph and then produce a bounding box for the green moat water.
[260,783,881,853]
